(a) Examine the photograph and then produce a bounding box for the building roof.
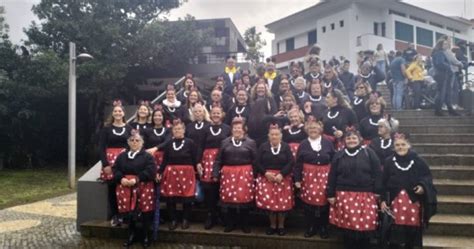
[265,0,472,31]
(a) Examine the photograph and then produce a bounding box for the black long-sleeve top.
[212,136,257,179]
[225,103,250,125]
[129,122,151,134]
[112,149,156,183]
[381,150,432,203]
[327,146,382,197]
[186,121,210,148]
[282,126,308,143]
[161,103,184,126]
[197,123,231,163]
[322,105,358,136]
[322,77,347,96]
[294,137,335,182]
[359,114,382,140]
[98,124,133,166]
[159,138,197,174]
[352,95,369,122]
[369,136,394,166]
[255,142,294,176]
[180,107,194,125]
[142,127,171,150]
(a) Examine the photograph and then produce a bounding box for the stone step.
[399,125,474,134]
[396,117,474,125]
[421,154,474,166]
[389,110,470,117]
[412,143,474,154]
[434,179,474,196]
[80,220,474,249]
[431,166,474,180]
[427,214,474,237]
[410,133,474,143]
[437,195,474,215]
[424,235,474,249]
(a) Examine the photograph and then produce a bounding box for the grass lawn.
[0,167,88,209]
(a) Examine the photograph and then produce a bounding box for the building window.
[308,30,317,45]
[322,26,326,33]
[277,42,280,54]
[395,21,414,42]
[214,27,229,37]
[340,20,344,27]
[435,32,447,41]
[429,21,444,29]
[331,23,335,30]
[410,15,427,23]
[381,22,386,37]
[286,38,295,52]
[416,27,433,47]
[374,22,379,35]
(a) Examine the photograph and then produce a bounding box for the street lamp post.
[68,42,93,189]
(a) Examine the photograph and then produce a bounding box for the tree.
[243,26,266,63]
[0,0,209,167]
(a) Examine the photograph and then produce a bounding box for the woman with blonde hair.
[130,101,152,132]
[405,54,425,110]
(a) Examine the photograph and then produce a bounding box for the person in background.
[403,43,418,63]
[370,115,399,166]
[339,60,356,101]
[351,81,372,122]
[355,60,385,93]
[177,74,196,103]
[443,40,464,111]
[162,84,184,127]
[130,101,152,133]
[405,55,425,110]
[389,51,407,110]
[322,64,347,97]
[375,44,388,78]
[222,56,241,96]
[359,93,386,145]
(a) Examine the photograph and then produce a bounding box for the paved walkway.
[0,193,232,249]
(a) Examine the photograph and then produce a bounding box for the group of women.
[98,55,436,249]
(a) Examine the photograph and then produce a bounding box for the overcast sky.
[3,0,473,57]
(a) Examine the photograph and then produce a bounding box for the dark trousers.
[343,236,371,249]
[412,81,423,109]
[203,184,220,218]
[127,211,153,240]
[225,208,249,228]
[304,204,329,229]
[167,201,191,221]
[434,70,453,112]
[108,183,118,218]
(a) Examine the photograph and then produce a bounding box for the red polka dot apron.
[300,163,330,206]
[288,143,300,159]
[160,165,196,198]
[200,148,219,183]
[391,189,421,227]
[329,191,378,231]
[100,147,125,181]
[116,175,155,213]
[219,164,255,204]
[256,169,294,212]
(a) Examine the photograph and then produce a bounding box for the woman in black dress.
[248,79,278,145]
[294,117,335,238]
[359,93,387,145]
[197,104,231,230]
[143,106,171,169]
[369,115,399,166]
[185,102,210,150]
[158,119,197,230]
[113,131,156,248]
[212,117,257,233]
[181,89,206,125]
[177,74,196,103]
[98,100,133,226]
[255,124,294,236]
[226,87,250,124]
[322,89,358,150]
[381,133,436,249]
[327,129,382,249]
[352,81,372,122]
[293,76,310,106]
[161,84,183,127]
[282,108,307,158]
[129,101,152,133]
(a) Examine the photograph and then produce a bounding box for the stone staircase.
[393,109,474,248]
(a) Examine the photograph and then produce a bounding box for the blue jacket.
[431,49,451,73]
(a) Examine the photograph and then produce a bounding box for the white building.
[265,0,473,71]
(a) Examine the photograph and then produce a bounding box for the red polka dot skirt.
[256,169,294,212]
[116,175,155,213]
[300,164,330,206]
[329,191,378,231]
[200,148,219,183]
[391,189,421,227]
[219,165,255,204]
[160,165,196,198]
[100,147,125,181]
[288,143,300,160]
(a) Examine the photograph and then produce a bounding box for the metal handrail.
[126,76,186,123]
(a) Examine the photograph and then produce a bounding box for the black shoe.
[434,110,444,116]
[241,226,251,234]
[265,227,277,235]
[277,228,286,236]
[223,224,235,233]
[122,233,135,248]
[168,220,177,231]
[448,110,461,116]
[142,235,151,248]
[304,226,316,238]
[319,226,329,239]
[181,219,190,230]
[204,215,214,230]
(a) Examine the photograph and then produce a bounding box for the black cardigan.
[113,149,156,183]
